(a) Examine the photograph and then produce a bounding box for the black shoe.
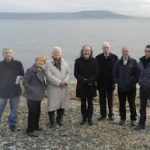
[119,120,125,125]
[98,116,106,121]
[35,128,43,131]
[9,125,16,132]
[56,120,63,126]
[80,120,86,125]
[130,120,136,126]
[109,116,114,121]
[88,120,93,126]
[27,132,38,137]
[135,125,145,130]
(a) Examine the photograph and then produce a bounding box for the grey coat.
[23,65,46,101]
[45,58,70,111]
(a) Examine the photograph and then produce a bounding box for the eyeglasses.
[145,50,150,53]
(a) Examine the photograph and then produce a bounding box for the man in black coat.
[74,45,98,125]
[115,46,138,126]
[136,45,150,130]
[96,42,118,120]
[0,48,24,131]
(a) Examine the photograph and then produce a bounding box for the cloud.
[0,0,150,16]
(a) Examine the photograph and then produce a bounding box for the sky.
[0,0,150,17]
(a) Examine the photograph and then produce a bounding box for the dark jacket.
[74,57,98,98]
[23,65,46,101]
[138,56,150,93]
[0,59,24,98]
[96,53,118,90]
[115,57,139,91]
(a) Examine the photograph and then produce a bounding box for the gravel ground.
[0,84,150,150]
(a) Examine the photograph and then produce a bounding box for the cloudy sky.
[0,0,150,17]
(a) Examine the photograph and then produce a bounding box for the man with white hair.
[96,42,118,121]
[0,48,24,131]
[115,46,138,126]
[45,47,70,128]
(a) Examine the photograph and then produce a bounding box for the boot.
[48,111,55,128]
[56,109,64,126]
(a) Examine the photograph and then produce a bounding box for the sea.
[0,18,149,81]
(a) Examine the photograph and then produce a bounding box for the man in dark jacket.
[96,42,118,120]
[0,48,24,131]
[136,45,150,130]
[74,45,98,125]
[115,46,138,126]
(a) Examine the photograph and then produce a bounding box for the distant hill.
[0,10,132,19]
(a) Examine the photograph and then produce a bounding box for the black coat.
[138,56,150,96]
[115,57,139,91]
[23,65,46,101]
[0,59,24,98]
[74,57,98,98]
[96,53,118,90]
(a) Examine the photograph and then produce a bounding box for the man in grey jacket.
[115,46,138,126]
[136,45,150,130]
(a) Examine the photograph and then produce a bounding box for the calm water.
[0,18,149,81]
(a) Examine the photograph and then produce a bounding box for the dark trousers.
[139,87,150,126]
[118,87,137,121]
[81,97,93,121]
[99,89,114,118]
[26,99,41,133]
[48,108,64,124]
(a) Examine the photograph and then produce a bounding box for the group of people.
[0,42,150,137]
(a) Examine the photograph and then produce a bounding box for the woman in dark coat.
[74,45,98,125]
[23,54,47,137]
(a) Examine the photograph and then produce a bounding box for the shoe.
[135,125,145,130]
[35,128,43,131]
[80,120,86,125]
[119,120,125,125]
[27,132,38,137]
[56,120,63,126]
[130,120,136,126]
[9,125,16,132]
[49,123,55,128]
[98,116,106,121]
[109,117,114,121]
[88,120,93,126]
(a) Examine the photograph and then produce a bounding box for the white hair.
[102,41,111,48]
[52,47,62,55]
[121,46,130,52]
[52,46,62,55]
[2,48,13,54]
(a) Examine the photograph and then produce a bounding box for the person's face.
[145,47,150,58]
[53,50,61,60]
[122,48,129,58]
[3,50,13,61]
[102,45,110,54]
[36,59,45,68]
[83,46,91,59]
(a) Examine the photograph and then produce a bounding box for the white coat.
[45,58,70,111]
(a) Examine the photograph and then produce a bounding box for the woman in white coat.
[45,47,70,127]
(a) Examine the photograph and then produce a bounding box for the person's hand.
[59,81,67,88]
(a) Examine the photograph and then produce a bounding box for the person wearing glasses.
[136,45,150,130]
[96,42,118,121]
